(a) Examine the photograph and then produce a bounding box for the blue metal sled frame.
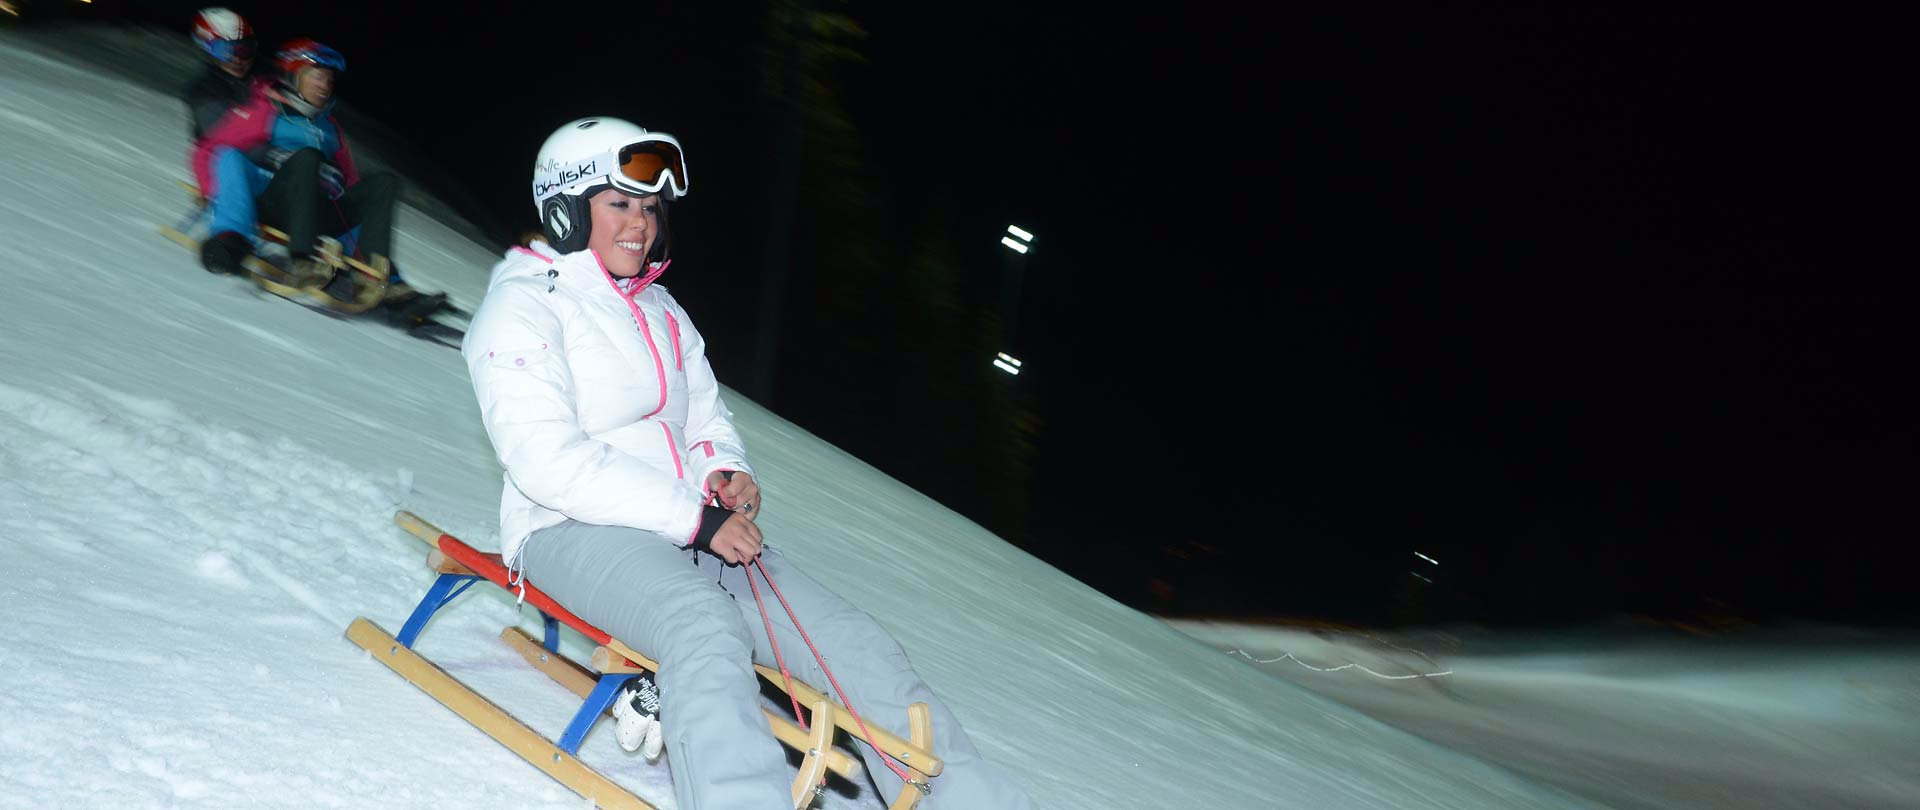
[393,572,637,756]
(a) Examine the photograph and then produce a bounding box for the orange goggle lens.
[618,141,688,197]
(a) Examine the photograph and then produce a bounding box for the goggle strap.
[534,144,687,202]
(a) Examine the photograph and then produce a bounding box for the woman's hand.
[707,471,761,519]
[708,512,764,565]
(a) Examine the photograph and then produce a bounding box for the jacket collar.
[544,245,670,300]
[270,85,334,121]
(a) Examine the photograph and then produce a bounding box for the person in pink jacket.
[460,117,1035,809]
[192,39,406,307]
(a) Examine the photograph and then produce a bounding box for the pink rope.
[749,558,919,788]
[746,568,810,727]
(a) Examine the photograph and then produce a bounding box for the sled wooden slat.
[390,511,946,791]
[590,645,652,674]
[428,547,474,576]
[794,699,836,805]
[159,225,199,252]
[608,638,946,778]
[346,618,655,810]
[745,657,945,778]
[888,702,935,810]
[503,627,862,781]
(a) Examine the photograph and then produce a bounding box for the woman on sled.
[460,116,1036,809]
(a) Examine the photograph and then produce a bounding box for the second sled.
[160,180,389,314]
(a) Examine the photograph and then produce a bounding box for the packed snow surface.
[1173,620,1920,810]
[17,25,1898,810]
[0,28,1595,809]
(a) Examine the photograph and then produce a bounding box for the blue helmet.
[273,38,347,81]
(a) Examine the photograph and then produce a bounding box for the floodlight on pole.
[1001,224,1034,254]
[996,224,1035,358]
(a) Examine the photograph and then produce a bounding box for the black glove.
[687,505,739,555]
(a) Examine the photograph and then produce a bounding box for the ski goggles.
[283,44,346,74]
[534,135,690,203]
[205,39,256,64]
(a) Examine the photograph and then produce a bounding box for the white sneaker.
[612,676,664,761]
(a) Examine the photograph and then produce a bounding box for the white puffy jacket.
[462,241,752,567]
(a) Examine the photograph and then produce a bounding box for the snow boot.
[251,252,331,291]
[288,257,332,287]
[337,254,391,314]
[612,673,664,761]
[319,268,357,303]
[381,280,419,307]
[200,231,252,275]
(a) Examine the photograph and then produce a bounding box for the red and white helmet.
[191,8,254,63]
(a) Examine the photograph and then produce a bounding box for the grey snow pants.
[520,520,1036,810]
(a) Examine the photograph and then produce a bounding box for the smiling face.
[586,187,662,278]
[295,66,334,107]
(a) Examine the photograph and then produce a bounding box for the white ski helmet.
[532,117,690,254]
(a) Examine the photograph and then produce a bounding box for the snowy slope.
[1173,620,1920,810]
[0,31,1597,809]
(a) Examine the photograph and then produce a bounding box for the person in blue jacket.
[193,39,424,314]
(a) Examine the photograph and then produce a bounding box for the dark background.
[24,3,1913,627]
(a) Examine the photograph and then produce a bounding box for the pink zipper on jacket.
[666,312,684,370]
[660,422,684,479]
[593,253,685,480]
[594,253,671,420]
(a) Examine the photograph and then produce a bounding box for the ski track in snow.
[0,380,657,808]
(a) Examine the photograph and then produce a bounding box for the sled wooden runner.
[160,180,391,314]
[164,179,389,283]
[346,510,941,809]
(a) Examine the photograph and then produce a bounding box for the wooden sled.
[346,511,940,809]
[160,180,388,314]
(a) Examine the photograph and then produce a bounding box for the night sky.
[71,3,1914,627]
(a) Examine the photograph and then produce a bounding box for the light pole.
[1411,551,1439,584]
[994,225,1033,376]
